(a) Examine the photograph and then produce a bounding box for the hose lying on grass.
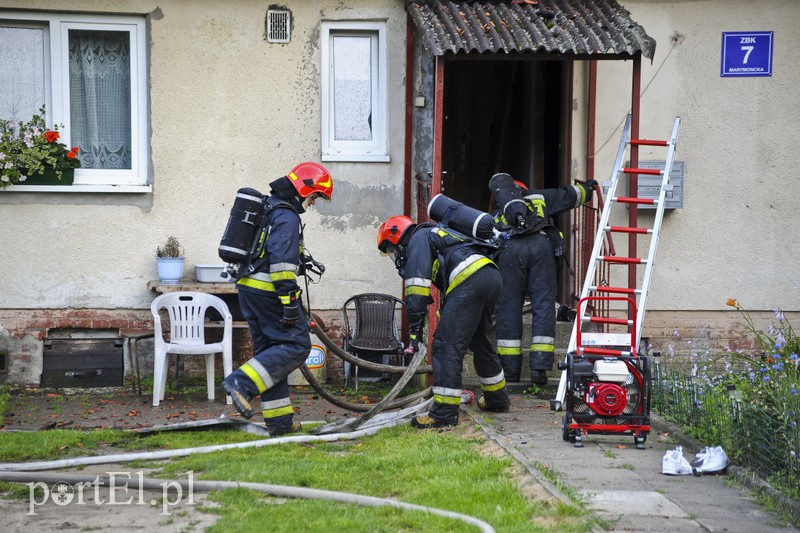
[0,469,495,533]
[0,399,495,533]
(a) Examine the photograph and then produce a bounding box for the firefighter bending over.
[223,162,333,436]
[489,172,596,387]
[377,215,510,428]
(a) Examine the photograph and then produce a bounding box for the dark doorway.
[439,58,573,303]
[440,59,569,212]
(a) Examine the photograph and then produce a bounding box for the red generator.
[558,296,651,449]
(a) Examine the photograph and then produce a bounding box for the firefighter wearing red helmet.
[223,162,333,434]
[378,215,511,428]
[488,172,596,387]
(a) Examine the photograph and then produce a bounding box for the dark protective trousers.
[495,233,557,380]
[228,285,311,434]
[429,266,509,424]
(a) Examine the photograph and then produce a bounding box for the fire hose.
[0,405,493,533]
[0,471,493,532]
[302,316,434,418]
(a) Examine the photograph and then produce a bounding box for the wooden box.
[42,338,124,387]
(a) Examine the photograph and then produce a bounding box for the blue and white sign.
[721,32,773,77]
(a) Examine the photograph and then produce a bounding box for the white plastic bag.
[662,445,693,475]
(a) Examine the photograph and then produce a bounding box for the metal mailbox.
[626,160,685,209]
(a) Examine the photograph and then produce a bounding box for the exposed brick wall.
[4,307,790,386]
[641,309,798,370]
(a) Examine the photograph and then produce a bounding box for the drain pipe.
[0,470,494,533]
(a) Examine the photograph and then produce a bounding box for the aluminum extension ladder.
[552,115,682,411]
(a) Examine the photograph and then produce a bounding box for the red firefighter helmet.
[377,215,414,253]
[513,180,529,191]
[288,162,333,201]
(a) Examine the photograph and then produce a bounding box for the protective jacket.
[400,223,509,424]
[229,194,311,434]
[494,182,593,382]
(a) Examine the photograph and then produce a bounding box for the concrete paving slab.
[466,389,799,533]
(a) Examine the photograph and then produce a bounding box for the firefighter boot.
[269,421,302,437]
[223,379,255,419]
[477,396,511,413]
[411,415,457,429]
[531,370,549,386]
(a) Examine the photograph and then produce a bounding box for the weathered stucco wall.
[590,0,800,313]
[0,0,406,313]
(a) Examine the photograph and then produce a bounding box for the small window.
[0,12,148,191]
[321,21,388,163]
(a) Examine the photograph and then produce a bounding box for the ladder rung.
[586,316,632,326]
[622,167,662,176]
[578,347,631,357]
[614,197,656,205]
[607,226,650,234]
[599,256,645,265]
[591,285,639,295]
[629,139,668,147]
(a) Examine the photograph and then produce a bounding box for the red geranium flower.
[44,131,60,143]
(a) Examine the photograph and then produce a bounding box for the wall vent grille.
[267,10,291,43]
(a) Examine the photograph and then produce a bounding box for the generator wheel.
[562,413,570,442]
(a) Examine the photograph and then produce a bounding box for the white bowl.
[195,264,230,283]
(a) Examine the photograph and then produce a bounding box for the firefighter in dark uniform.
[377,215,511,428]
[223,162,333,436]
[489,172,596,386]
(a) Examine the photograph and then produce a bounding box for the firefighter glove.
[581,180,597,201]
[281,302,301,325]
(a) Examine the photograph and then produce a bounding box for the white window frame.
[321,21,389,163]
[1,11,149,192]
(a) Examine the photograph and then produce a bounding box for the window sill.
[321,153,390,163]
[4,184,153,193]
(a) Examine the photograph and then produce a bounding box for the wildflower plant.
[726,299,799,495]
[0,106,81,188]
[653,299,800,505]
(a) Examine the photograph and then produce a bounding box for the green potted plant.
[0,106,81,188]
[156,236,185,284]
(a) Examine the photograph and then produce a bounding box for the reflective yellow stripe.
[279,295,291,305]
[481,378,507,392]
[271,270,296,281]
[237,277,276,291]
[241,363,268,393]
[433,394,462,405]
[262,405,294,418]
[497,339,521,356]
[530,344,555,353]
[406,286,431,297]
[447,256,492,295]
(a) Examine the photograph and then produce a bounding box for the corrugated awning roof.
[406,0,656,60]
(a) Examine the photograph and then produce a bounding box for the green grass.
[0,385,9,426]
[0,423,598,532]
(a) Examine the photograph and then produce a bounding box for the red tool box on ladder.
[552,115,681,449]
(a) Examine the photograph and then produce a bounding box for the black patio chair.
[341,293,405,390]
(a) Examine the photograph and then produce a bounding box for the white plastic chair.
[151,292,233,406]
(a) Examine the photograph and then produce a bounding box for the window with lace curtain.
[320,21,388,163]
[0,13,148,190]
